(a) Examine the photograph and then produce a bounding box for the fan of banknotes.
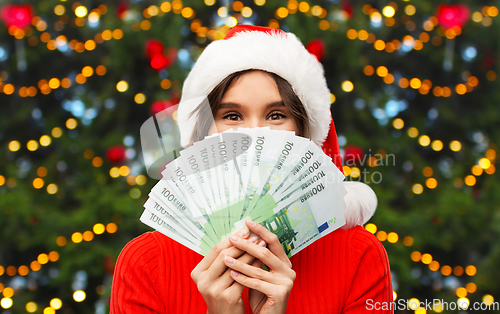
[140,128,347,257]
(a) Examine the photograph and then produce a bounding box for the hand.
[224,220,296,314]
[191,228,261,314]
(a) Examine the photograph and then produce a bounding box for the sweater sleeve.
[342,227,393,314]
[110,232,167,314]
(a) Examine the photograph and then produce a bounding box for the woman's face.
[208,71,298,135]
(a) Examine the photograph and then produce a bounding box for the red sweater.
[111,226,393,313]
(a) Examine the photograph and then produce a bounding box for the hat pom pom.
[342,182,377,229]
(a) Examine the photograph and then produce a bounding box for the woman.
[111,25,392,313]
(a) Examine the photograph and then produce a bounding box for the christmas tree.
[0,0,499,313]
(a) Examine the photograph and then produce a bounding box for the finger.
[224,255,285,285]
[245,220,291,266]
[226,279,246,296]
[194,228,251,273]
[215,251,258,290]
[192,238,231,281]
[230,269,287,297]
[229,236,288,272]
[205,236,259,282]
[251,258,263,269]
[249,254,296,284]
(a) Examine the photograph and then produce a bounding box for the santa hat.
[177,25,376,229]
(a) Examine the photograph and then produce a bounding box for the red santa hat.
[177,25,377,228]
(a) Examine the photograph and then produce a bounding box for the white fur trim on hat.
[342,182,377,229]
[177,30,331,148]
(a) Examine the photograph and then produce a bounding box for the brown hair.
[189,69,309,144]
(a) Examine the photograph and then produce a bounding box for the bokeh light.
[56,236,67,247]
[365,223,377,234]
[75,6,88,17]
[341,80,354,92]
[8,141,20,152]
[387,232,399,243]
[72,232,83,243]
[38,253,49,264]
[106,223,118,233]
[1,298,13,309]
[93,223,105,234]
[450,141,462,152]
[26,302,37,313]
[66,118,77,129]
[382,6,395,18]
[393,118,404,129]
[73,290,86,302]
[116,80,129,92]
[403,236,414,246]
[421,253,432,264]
[412,184,423,194]
[50,298,62,310]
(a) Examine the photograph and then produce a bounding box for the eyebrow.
[218,101,285,109]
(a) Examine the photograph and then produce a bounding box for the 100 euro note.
[141,198,204,253]
[261,181,346,257]
[242,130,310,221]
[232,138,347,256]
[237,133,341,223]
[146,179,216,255]
[190,132,248,239]
[144,164,346,257]
[233,166,346,257]
[157,132,249,243]
[140,129,348,257]
[146,132,255,253]
[143,164,344,258]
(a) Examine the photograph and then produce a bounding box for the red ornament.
[0,4,34,29]
[341,1,353,19]
[117,1,129,19]
[151,100,175,115]
[306,39,325,62]
[146,39,165,60]
[107,145,126,164]
[436,4,470,29]
[146,40,176,71]
[150,54,171,71]
[343,146,364,165]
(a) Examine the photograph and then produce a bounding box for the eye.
[267,111,286,120]
[222,112,242,121]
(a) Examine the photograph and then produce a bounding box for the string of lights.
[362,64,487,96]
[1,1,497,100]
[0,64,107,97]
[389,117,496,191]
[0,222,118,311]
[363,223,496,311]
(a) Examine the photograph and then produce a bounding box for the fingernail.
[225,256,234,264]
[231,270,239,277]
[249,235,258,243]
[258,240,266,247]
[239,228,249,237]
[246,220,256,226]
[229,235,239,242]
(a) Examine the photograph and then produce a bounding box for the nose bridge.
[244,113,263,129]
